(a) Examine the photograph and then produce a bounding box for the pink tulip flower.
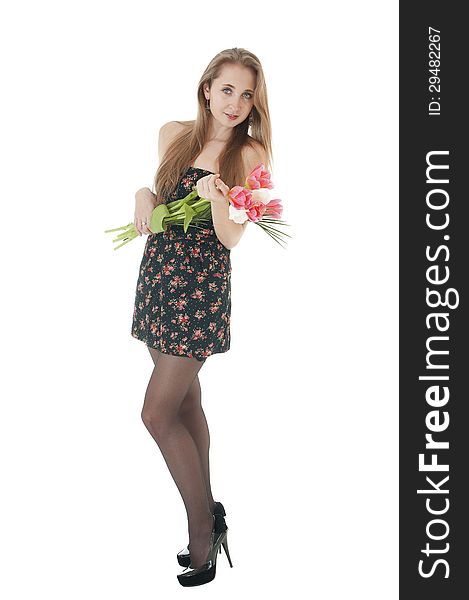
[245,163,274,190]
[246,201,267,222]
[264,199,283,219]
[228,186,253,210]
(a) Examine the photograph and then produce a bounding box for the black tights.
[141,348,215,564]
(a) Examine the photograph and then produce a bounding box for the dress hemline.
[130,331,230,362]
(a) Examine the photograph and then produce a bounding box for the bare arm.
[210,201,247,250]
[134,121,185,235]
[211,142,268,250]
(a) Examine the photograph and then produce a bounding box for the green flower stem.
[257,225,288,248]
[255,221,291,244]
[153,190,198,216]
[191,197,211,209]
[258,224,286,241]
[104,222,135,233]
[259,218,291,226]
[158,194,209,217]
[258,222,293,239]
[113,236,136,250]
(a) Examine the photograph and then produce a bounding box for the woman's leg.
[141,348,213,568]
[147,349,216,512]
[178,376,216,513]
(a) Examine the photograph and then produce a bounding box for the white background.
[0,0,398,597]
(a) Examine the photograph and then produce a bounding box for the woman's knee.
[141,406,153,429]
[141,403,178,438]
[141,406,162,438]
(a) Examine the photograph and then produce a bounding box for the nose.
[228,98,241,113]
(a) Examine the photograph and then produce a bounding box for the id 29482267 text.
[428,26,441,116]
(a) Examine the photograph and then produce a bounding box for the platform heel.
[177,515,226,587]
[177,501,227,567]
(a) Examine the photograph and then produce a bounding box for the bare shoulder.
[241,137,268,178]
[158,120,194,162]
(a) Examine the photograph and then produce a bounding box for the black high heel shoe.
[177,514,233,587]
[177,501,227,567]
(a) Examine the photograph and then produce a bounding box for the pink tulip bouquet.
[225,163,289,247]
[105,163,290,249]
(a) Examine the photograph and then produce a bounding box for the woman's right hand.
[134,188,157,235]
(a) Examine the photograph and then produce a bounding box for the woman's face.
[205,63,256,127]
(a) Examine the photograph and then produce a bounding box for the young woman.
[130,47,272,587]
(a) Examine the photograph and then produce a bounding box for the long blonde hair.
[152,47,273,203]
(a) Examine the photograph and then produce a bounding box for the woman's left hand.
[196,174,230,204]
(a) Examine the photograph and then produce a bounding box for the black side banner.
[400,3,467,597]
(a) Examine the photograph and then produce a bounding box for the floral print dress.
[131,166,232,361]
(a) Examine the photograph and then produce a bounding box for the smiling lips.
[225,113,238,120]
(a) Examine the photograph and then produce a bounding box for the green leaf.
[150,204,170,233]
[183,203,196,232]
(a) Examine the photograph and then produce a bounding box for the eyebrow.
[222,83,254,93]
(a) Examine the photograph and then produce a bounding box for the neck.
[207,116,233,143]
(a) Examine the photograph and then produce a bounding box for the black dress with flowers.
[131,166,231,361]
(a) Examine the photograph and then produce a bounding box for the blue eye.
[222,88,252,99]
